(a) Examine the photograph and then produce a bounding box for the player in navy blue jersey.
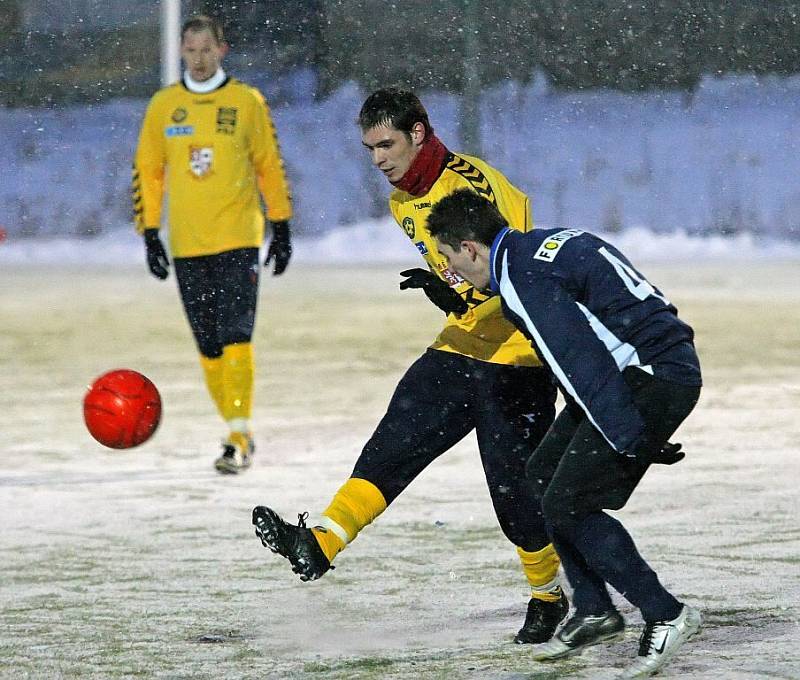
[426,188,703,679]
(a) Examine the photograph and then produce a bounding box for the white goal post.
[160,0,181,86]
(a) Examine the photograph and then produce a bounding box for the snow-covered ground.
[1,260,798,679]
[3,74,800,241]
[3,68,799,679]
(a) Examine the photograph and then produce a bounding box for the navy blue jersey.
[489,227,701,454]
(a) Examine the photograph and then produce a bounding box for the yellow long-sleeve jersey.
[132,77,292,258]
[390,153,543,367]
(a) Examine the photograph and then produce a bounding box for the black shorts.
[526,367,700,518]
[173,247,260,358]
[352,348,557,550]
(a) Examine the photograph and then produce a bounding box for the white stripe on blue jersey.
[574,301,648,373]
[499,256,620,450]
[489,227,700,453]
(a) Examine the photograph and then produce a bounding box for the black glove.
[143,228,169,280]
[624,437,685,466]
[399,268,469,316]
[265,220,292,275]
[650,442,685,465]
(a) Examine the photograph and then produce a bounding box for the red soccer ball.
[83,369,162,449]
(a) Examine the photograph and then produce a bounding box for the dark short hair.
[181,15,224,44]
[427,189,508,249]
[358,88,432,137]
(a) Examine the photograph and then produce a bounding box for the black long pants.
[526,367,701,620]
[173,247,260,358]
[353,348,557,551]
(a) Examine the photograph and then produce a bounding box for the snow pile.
[2,217,799,269]
[3,75,800,243]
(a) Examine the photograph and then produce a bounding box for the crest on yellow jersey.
[189,146,214,178]
[402,216,415,238]
[172,107,188,122]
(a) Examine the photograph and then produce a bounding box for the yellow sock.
[199,354,225,418]
[221,342,254,422]
[311,477,388,563]
[517,543,562,602]
[227,431,252,450]
[311,526,346,564]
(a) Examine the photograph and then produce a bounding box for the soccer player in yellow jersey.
[132,15,293,474]
[253,89,568,643]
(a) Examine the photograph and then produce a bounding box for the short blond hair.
[181,15,224,44]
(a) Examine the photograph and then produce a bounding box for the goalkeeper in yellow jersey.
[132,15,293,474]
[253,89,568,644]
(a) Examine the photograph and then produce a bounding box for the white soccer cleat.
[214,432,254,474]
[618,605,702,678]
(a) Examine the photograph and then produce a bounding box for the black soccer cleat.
[531,609,626,660]
[252,506,333,582]
[514,589,570,644]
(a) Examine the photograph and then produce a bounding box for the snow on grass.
[1,262,799,679]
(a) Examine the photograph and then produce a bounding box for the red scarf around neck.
[392,133,449,197]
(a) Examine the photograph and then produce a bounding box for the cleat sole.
[252,506,329,581]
